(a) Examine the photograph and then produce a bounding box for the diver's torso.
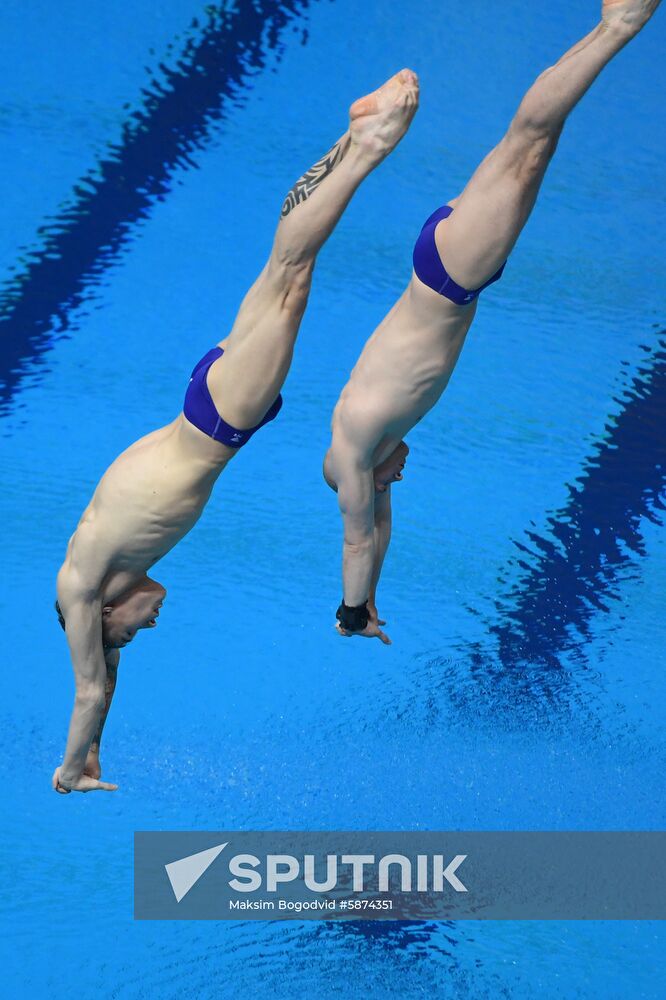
[62,415,234,596]
[332,279,477,462]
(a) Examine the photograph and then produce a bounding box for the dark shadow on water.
[429,329,666,730]
[313,918,459,961]
[0,0,314,413]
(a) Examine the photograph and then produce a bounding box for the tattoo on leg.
[280,136,349,218]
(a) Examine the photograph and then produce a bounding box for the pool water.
[1,1,665,997]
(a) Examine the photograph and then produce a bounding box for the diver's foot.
[601,0,661,36]
[349,69,419,162]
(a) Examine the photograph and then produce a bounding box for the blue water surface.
[1,1,665,997]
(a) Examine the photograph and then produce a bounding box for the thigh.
[207,258,312,429]
[435,126,560,290]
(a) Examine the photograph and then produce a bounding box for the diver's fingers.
[92,780,119,792]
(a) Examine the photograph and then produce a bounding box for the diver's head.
[373,441,409,493]
[102,578,167,648]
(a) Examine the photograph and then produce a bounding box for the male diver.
[325,0,661,643]
[52,70,419,792]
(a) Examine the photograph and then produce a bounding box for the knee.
[269,256,314,315]
[505,121,560,179]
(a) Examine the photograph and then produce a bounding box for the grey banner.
[134,831,666,920]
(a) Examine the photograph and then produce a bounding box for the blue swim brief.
[412,204,506,305]
[183,347,282,448]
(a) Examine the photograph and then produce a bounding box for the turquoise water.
[1,1,665,996]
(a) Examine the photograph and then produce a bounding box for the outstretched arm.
[334,444,391,644]
[83,648,120,780]
[53,579,119,793]
[338,459,375,606]
[368,487,392,624]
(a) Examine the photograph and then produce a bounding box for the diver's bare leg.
[435,0,660,291]
[209,70,419,428]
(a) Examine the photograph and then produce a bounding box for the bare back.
[59,415,235,603]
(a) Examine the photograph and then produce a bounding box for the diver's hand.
[52,766,118,793]
[83,747,101,781]
[335,621,392,645]
[367,603,386,627]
